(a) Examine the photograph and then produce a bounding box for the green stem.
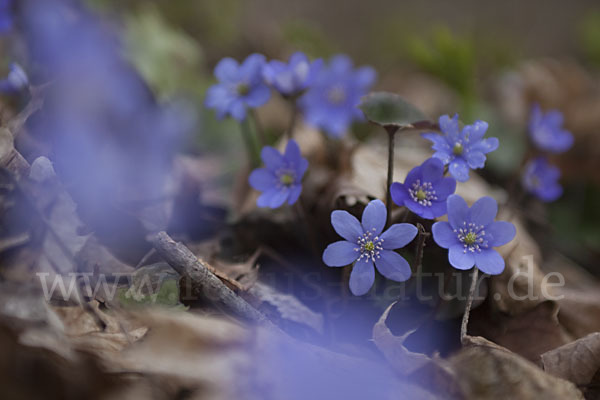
[287,101,298,140]
[240,118,259,167]
[250,109,267,147]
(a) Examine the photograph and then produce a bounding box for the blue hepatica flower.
[522,157,562,202]
[432,195,516,275]
[529,104,573,154]
[262,52,322,97]
[0,63,29,93]
[299,54,376,138]
[422,114,499,182]
[249,139,308,208]
[391,158,457,219]
[205,54,271,121]
[322,199,418,296]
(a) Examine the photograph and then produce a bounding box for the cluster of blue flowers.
[317,112,514,295]
[205,52,375,137]
[521,104,572,202]
[207,50,522,295]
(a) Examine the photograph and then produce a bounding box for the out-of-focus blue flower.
[391,158,456,219]
[0,0,13,33]
[205,54,270,121]
[522,157,562,202]
[0,62,29,93]
[299,55,375,138]
[262,52,322,97]
[20,0,190,234]
[528,104,573,153]
[432,195,516,275]
[249,139,308,208]
[322,199,417,296]
[422,114,498,182]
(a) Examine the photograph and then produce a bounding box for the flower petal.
[434,177,457,198]
[331,210,363,242]
[487,221,516,247]
[449,159,470,182]
[448,244,475,270]
[284,139,302,165]
[361,199,387,237]
[322,240,358,267]
[472,137,499,154]
[287,184,302,205]
[268,188,289,208]
[390,182,407,206]
[256,188,279,208]
[422,133,450,153]
[466,151,486,169]
[260,146,284,171]
[248,168,276,191]
[468,196,497,226]
[244,85,270,107]
[439,114,460,137]
[447,194,469,230]
[421,158,444,182]
[214,57,239,82]
[474,250,505,275]
[463,120,488,142]
[375,250,411,282]
[432,221,458,249]
[349,257,375,296]
[380,223,418,249]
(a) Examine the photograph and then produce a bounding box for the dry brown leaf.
[373,301,432,375]
[469,301,572,361]
[541,332,600,386]
[450,337,584,399]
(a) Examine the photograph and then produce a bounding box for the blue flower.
[205,54,271,121]
[391,158,456,219]
[299,55,376,138]
[422,114,499,182]
[262,52,322,97]
[249,139,308,208]
[528,104,573,154]
[322,199,418,296]
[432,195,516,275]
[0,0,13,34]
[0,63,29,93]
[522,157,562,202]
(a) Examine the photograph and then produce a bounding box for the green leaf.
[359,92,429,131]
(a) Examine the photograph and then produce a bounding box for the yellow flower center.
[280,173,294,186]
[453,143,464,155]
[327,86,346,104]
[237,83,250,96]
[464,232,477,245]
[364,241,375,252]
[416,189,427,201]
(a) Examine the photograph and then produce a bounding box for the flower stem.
[240,118,260,167]
[385,126,398,227]
[413,223,429,273]
[250,109,267,148]
[460,267,479,345]
[287,101,298,139]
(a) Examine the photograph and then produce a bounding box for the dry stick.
[149,231,268,324]
[460,267,479,345]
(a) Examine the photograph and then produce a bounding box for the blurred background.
[71,0,600,269]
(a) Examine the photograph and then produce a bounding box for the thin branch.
[149,231,268,324]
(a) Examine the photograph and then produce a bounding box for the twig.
[461,267,479,345]
[149,231,268,324]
